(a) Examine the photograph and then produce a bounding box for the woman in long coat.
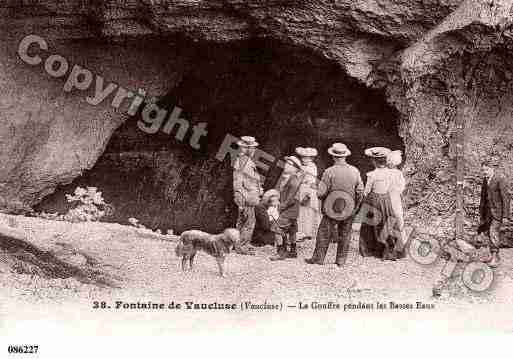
[356,147,401,260]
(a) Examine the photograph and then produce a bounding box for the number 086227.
[7,345,39,354]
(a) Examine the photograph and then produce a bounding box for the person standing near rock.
[478,158,511,268]
[305,143,364,266]
[355,147,401,260]
[296,147,321,241]
[270,156,305,261]
[233,136,263,255]
[386,150,407,258]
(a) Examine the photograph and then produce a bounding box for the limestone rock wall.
[0,37,184,211]
[3,0,513,237]
[397,0,513,238]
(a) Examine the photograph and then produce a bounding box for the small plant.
[64,187,112,222]
[37,187,113,223]
[128,217,147,229]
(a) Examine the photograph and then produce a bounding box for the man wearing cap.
[305,143,364,266]
[478,158,511,268]
[233,136,264,255]
[270,155,306,261]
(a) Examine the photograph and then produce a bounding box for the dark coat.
[279,173,304,220]
[479,174,510,228]
[251,204,277,246]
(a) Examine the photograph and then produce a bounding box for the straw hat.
[237,136,259,147]
[295,147,307,157]
[284,155,302,168]
[327,143,351,157]
[482,156,500,168]
[296,147,318,158]
[364,147,391,158]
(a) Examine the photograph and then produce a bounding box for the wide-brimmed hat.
[365,147,391,158]
[262,189,280,204]
[328,143,351,157]
[482,156,500,167]
[284,155,302,168]
[237,136,259,147]
[296,147,318,158]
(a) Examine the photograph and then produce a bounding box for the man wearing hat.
[270,155,306,261]
[305,143,364,266]
[233,136,264,255]
[478,157,511,268]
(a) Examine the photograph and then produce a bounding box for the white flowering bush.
[37,187,113,222]
[64,187,113,222]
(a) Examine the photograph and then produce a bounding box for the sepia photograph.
[1,0,513,352]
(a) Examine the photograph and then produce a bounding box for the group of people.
[232,136,407,266]
[231,135,511,269]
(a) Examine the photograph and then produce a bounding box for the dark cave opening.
[35,38,404,233]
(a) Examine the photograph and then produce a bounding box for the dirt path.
[1,215,513,332]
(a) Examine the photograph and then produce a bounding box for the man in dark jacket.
[270,156,306,261]
[478,159,510,268]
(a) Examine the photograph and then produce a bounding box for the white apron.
[297,162,321,239]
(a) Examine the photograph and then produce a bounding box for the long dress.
[357,167,400,260]
[297,161,321,240]
[388,168,406,254]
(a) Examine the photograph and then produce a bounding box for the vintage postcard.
[1,0,513,353]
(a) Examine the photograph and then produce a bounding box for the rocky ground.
[1,214,513,333]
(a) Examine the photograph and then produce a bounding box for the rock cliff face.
[2,0,513,235]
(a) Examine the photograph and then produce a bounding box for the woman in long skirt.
[296,147,321,241]
[387,150,407,258]
[356,147,401,260]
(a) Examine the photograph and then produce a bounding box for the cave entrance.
[35,38,404,233]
